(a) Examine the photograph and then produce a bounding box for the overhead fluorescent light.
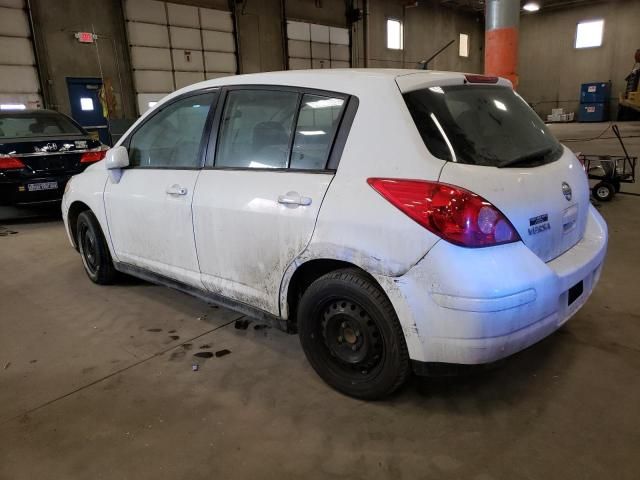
[305,98,344,109]
[523,2,540,12]
[0,104,26,110]
[494,99,507,111]
[298,130,326,136]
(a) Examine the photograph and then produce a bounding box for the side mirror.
[105,146,129,183]
[105,146,129,170]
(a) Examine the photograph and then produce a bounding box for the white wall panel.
[288,39,310,59]
[0,0,25,8]
[288,58,311,70]
[167,3,198,28]
[128,22,170,47]
[172,49,203,71]
[287,20,350,70]
[0,92,41,108]
[330,44,350,62]
[287,21,310,41]
[205,72,231,80]
[204,51,236,73]
[125,0,236,115]
[311,58,330,69]
[130,46,172,70]
[174,71,204,89]
[329,27,349,45]
[311,42,330,60]
[0,6,30,37]
[331,60,350,69]
[133,70,174,93]
[0,1,41,107]
[310,24,329,43]
[0,65,39,93]
[200,8,233,32]
[0,36,35,65]
[125,0,166,24]
[202,30,234,53]
[170,26,201,49]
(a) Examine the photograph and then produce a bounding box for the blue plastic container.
[578,103,608,122]
[580,82,610,104]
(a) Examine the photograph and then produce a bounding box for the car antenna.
[418,39,455,70]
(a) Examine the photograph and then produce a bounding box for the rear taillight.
[80,147,108,163]
[0,155,25,170]
[367,178,520,248]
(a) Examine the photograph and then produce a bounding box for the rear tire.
[77,210,117,285]
[297,268,410,400]
[593,182,615,202]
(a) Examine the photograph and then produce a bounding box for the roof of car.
[169,68,478,101]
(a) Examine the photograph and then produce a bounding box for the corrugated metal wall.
[0,0,41,109]
[124,0,237,115]
[286,20,350,70]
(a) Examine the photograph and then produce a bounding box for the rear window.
[0,113,84,139]
[403,85,562,168]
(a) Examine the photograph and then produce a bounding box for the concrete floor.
[1,123,639,479]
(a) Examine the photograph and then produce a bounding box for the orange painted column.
[485,0,520,88]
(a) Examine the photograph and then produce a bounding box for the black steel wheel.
[298,268,409,399]
[77,210,117,284]
[593,181,615,202]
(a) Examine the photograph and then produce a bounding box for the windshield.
[403,85,563,168]
[0,112,85,140]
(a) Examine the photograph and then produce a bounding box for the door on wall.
[66,77,110,145]
[286,21,350,70]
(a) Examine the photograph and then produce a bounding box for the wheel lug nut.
[338,336,343,343]
[355,330,361,337]
[351,345,357,351]
[341,322,347,328]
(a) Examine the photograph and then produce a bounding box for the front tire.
[297,268,410,400]
[77,210,117,285]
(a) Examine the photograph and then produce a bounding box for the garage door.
[286,21,350,70]
[124,0,237,115]
[0,0,41,110]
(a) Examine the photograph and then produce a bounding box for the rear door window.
[403,85,563,168]
[215,90,299,169]
[290,95,345,170]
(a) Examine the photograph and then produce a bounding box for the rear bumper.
[376,204,608,366]
[0,174,74,206]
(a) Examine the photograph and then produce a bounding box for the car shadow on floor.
[399,326,576,409]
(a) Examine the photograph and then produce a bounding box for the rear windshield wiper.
[498,147,553,168]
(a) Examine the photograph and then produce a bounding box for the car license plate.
[27,181,58,192]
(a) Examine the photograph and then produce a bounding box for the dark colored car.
[0,109,107,208]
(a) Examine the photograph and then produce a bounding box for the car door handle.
[277,191,312,206]
[166,184,188,196]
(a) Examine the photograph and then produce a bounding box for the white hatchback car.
[63,69,607,399]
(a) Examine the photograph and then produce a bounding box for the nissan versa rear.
[62,70,608,399]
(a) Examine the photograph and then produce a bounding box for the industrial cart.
[578,125,637,202]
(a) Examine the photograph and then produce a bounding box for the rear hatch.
[401,78,589,262]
